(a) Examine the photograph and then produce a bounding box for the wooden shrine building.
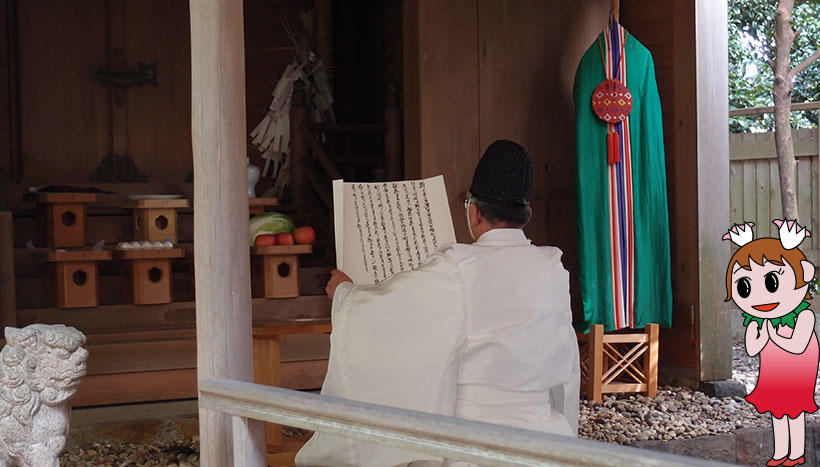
[0,0,728,461]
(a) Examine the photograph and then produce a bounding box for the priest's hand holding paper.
[325,269,352,299]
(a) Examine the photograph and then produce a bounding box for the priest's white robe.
[295,229,580,467]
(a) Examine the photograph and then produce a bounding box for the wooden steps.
[13,296,332,408]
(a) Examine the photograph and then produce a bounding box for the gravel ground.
[60,427,310,466]
[578,387,764,444]
[60,437,200,466]
[577,340,820,445]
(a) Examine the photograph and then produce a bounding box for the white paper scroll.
[333,175,456,285]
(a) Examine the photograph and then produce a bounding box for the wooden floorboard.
[71,359,328,408]
[72,368,198,407]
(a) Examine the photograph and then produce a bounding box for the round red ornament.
[591,79,633,123]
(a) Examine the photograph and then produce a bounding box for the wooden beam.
[729,128,817,161]
[729,101,820,117]
[85,337,197,375]
[16,295,331,333]
[189,1,265,465]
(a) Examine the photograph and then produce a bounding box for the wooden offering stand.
[34,249,111,308]
[577,323,659,402]
[123,199,190,242]
[23,193,98,247]
[252,318,332,458]
[113,248,185,305]
[251,245,312,298]
[248,197,279,216]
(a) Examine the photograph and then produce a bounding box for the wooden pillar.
[189,1,266,465]
[692,0,730,382]
[0,211,15,328]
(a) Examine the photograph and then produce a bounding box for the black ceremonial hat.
[469,140,533,206]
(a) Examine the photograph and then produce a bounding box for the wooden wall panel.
[621,0,697,371]
[124,0,191,180]
[17,0,110,182]
[405,0,723,378]
[407,0,480,242]
[0,0,11,181]
[15,1,193,183]
[243,0,312,196]
[407,0,612,245]
[474,0,610,317]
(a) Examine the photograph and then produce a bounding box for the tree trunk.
[773,0,799,220]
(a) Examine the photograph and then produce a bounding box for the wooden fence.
[199,378,733,466]
[729,126,820,262]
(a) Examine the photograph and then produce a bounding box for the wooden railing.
[729,103,820,262]
[199,378,735,466]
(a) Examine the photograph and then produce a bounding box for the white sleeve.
[297,253,466,467]
[331,281,354,313]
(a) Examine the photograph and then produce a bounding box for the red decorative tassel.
[607,131,620,165]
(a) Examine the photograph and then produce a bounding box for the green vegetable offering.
[249,212,295,245]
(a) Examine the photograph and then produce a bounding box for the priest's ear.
[469,204,482,227]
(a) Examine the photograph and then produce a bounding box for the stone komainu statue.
[0,324,87,467]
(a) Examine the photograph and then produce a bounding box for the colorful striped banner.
[599,20,635,329]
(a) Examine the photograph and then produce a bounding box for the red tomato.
[275,232,295,246]
[293,226,316,245]
[254,234,277,246]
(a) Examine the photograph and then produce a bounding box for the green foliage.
[809,276,820,297]
[729,0,820,132]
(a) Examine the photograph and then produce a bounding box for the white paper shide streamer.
[249,10,335,202]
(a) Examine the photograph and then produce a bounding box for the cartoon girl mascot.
[724,220,818,466]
